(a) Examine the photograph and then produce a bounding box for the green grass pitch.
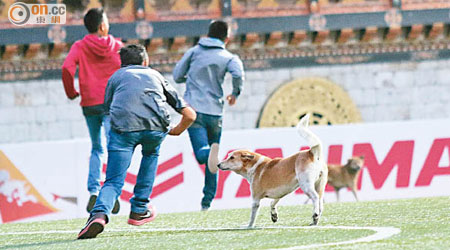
[0,196,449,249]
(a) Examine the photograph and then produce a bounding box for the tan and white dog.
[327,156,364,202]
[217,114,328,227]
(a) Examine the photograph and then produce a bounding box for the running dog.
[327,156,364,202]
[217,114,328,227]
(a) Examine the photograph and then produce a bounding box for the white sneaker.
[208,143,220,174]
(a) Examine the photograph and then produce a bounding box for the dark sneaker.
[77,213,108,239]
[86,195,97,213]
[201,200,210,212]
[112,199,120,214]
[127,205,157,226]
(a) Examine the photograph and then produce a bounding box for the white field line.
[267,226,401,249]
[0,225,400,248]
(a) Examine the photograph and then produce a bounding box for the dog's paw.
[310,213,319,226]
[271,213,278,223]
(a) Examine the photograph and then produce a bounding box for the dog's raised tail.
[296,114,323,161]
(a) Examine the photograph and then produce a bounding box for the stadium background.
[0,0,449,225]
[0,0,449,143]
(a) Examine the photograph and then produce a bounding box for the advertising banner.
[1,119,449,223]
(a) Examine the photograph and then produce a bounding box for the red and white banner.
[1,119,449,223]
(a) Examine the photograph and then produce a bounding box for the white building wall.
[1,58,450,144]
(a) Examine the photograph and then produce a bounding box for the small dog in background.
[327,156,364,202]
[217,114,328,227]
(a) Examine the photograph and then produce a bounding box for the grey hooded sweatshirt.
[172,37,244,116]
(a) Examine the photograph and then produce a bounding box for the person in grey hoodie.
[78,44,196,239]
[173,20,245,211]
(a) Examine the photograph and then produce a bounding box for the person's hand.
[169,107,196,136]
[168,126,182,136]
[69,93,80,100]
[226,95,236,106]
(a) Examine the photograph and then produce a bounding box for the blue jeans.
[187,113,222,208]
[84,114,110,194]
[91,129,166,216]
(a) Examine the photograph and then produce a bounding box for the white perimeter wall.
[1,59,450,144]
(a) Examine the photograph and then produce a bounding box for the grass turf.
[0,196,449,249]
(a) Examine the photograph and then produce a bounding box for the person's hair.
[207,20,229,41]
[84,8,105,33]
[119,44,148,66]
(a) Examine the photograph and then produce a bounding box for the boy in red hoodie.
[62,8,123,214]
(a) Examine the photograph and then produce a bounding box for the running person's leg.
[206,115,222,174]
[84,114,105,196]
[204,114,222,209]
[130,130,166,213]
[84,114,107,213]
[101,115,120,214]
[79,129,138,239]
[91,130,138,216]
[128,130,166,225]
[187,113,216,210]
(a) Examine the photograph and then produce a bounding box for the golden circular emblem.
[257,77,362,127]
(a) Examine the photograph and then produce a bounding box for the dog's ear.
[353,155,365,161]
[241,154,255,161]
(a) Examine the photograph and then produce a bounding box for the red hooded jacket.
[62,34,123,107]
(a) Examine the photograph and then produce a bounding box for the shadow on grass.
[0,239,76,249]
